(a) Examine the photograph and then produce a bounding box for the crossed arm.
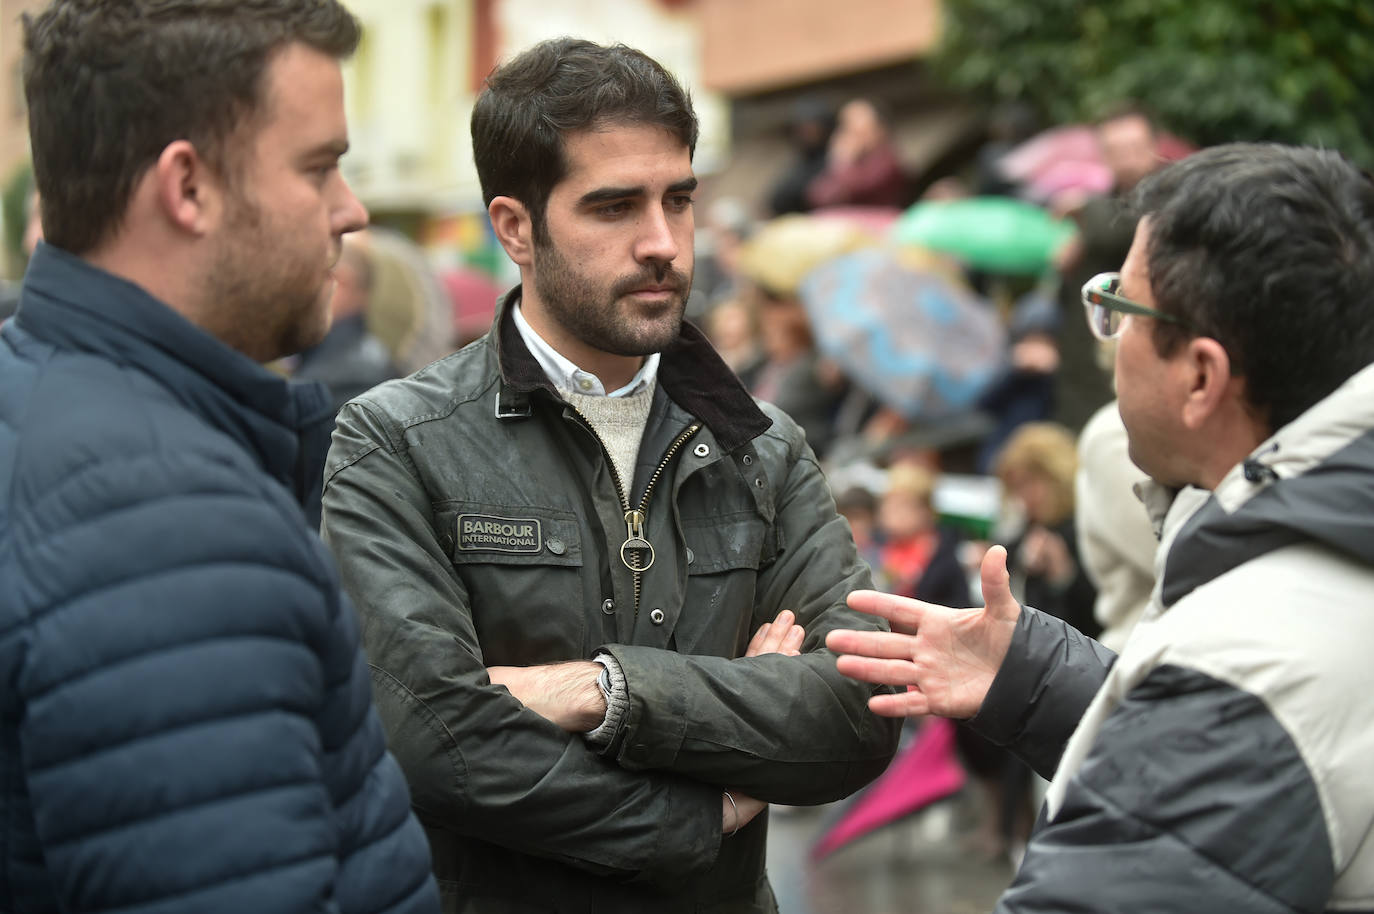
[488,610,807,834]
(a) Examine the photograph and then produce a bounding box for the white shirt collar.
[512,299,660,398]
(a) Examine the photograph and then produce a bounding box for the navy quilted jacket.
[0,244,440,914]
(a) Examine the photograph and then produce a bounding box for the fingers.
[845,589,927,635]
[979,545,1021,623]
[868,689,931,718]
[826,628,916,660]
[745,610,805,657]
[744,622,772,657]
[833,653,920,686]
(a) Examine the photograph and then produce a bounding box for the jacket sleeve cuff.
[584,652,629,750]
[967,605,1117,778]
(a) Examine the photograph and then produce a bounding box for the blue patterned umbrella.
[798,249,1006,420]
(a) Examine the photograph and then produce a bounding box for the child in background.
[835,486,883,582]
[876,464,969,607]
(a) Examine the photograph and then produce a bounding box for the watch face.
[597,665,613,697]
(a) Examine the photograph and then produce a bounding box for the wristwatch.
[596,663,613,702]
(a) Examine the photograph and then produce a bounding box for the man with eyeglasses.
[827,143,1374,912]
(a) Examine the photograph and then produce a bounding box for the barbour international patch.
[456,514,543,554]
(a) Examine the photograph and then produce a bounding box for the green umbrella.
[890,197,1075,275]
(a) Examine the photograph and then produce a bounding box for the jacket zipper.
[568,405,701,619]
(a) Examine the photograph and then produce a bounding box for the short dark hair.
[470,38,698,245]
[23,0,361,255]
[1132,143,1374,431]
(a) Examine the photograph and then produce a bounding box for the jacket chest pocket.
[677,510,778,656]
[437,503,587,664]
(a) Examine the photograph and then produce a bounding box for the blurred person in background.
[294,237,400,415]
[320,38,899,914]
[877,463,968,608]
[748,285,847,457]
[690,196,754,313]
[1076,399,1156,651]
[835,484,883,576]
[0,2,440,914]
[975,289,1060,473]
[703,296,762,378]
[0,188,42,323]
[806,98,908,210]
[767,96,836,216]
[966,421,1097,862]
[829,143,1374,913]
[995,422,1098,639]
[973,102,1041,198]
[1052,106,1164,432]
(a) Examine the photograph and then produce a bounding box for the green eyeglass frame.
[1081,271,1185,341]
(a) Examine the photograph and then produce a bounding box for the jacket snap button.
[545,537,565,555]
[742,454,753,466]
[649,608,665,625]
[601,598,616,615]
[686,547,695,565]
[693,443,711,458]
[754,477,765,488]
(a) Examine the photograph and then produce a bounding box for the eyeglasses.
[1081,271,1185,341]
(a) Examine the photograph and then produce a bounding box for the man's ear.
[488,196,534,266]
[151,140,220,236]
[1181,336,1236,430]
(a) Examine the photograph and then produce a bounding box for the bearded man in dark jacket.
[321,38,900,914]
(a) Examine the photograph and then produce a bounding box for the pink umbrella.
[810,716,966,859]
[998,124,1196,203]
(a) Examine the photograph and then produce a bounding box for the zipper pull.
[621,509,655,572]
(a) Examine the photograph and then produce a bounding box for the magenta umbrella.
[998,124,1196,202]
[810,716,966,860]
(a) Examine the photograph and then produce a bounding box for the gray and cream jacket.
[973,361,1374,914]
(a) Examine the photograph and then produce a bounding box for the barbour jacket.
[321,289,900,913]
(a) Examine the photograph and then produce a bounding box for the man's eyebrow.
[577,176,698,208]
[307,139,350,160]
[578,185,645,207]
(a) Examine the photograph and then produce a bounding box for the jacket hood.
[1146,361,1374,606]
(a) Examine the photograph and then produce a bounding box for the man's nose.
[333,176,369,235]
[634,204,679,265]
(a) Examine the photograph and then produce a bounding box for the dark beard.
[531,240,691,358]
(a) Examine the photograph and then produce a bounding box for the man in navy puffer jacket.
[0,2,440,913]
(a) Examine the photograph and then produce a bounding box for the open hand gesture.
[825,546,1020,719]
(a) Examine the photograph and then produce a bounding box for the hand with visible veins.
[825,546,1021,719]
